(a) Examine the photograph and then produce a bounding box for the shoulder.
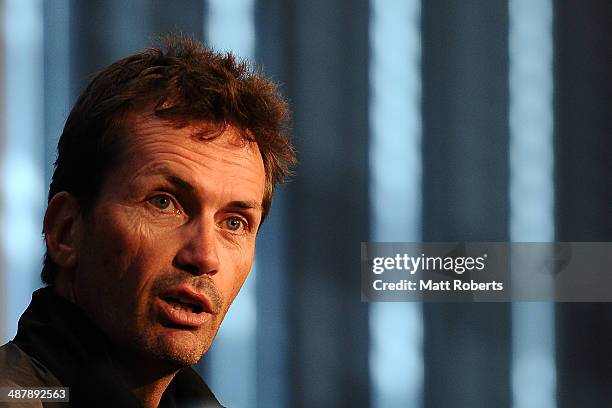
[0,342,62,388]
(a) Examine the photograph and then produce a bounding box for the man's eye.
[225,216,246,232]
[149,195,178,212]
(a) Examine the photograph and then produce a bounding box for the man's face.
[72,116,265,367]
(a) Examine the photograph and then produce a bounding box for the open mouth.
[157,287,213,328]
[161,296,204,314]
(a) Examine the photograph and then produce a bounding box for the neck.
[53,274,77,303]
[132,376,175,408]
[110,346,180,408]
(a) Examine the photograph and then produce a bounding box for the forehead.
[125,114,256,154]
[113,115,265,196]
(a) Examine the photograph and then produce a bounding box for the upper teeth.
[166,297,200,313]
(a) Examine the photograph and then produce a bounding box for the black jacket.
[0,287,223,408]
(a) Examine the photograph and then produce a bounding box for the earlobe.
[44,192,82,270]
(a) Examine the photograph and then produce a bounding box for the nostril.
[172,258,201,276]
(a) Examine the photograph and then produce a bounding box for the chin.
[143,327,215,367]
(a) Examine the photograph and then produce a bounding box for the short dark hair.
[42,34,295,284]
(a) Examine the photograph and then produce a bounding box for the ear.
[43,192,82,271]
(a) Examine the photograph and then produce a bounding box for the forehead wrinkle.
[130,115,259,155]
[130,126,261,169]
[131,145,262,186]
[125,130,257,167]
[128,159,264,200]
[118,117,265,199]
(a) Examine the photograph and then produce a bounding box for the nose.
[173,219,219,276]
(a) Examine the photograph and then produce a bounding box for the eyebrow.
[164,174,263,212]
[166,175,194,192]
[227,200,263,212]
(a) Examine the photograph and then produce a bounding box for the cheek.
[218,250,254,306]
[77,211,148,304]
[75,213,171,335]
[92,208,164,275]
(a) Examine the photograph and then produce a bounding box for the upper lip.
[159,286,214,314]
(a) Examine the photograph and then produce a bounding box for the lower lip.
[158,298,210,328]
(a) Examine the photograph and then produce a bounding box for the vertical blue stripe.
[203,1,256,407]
[43,0,71,192]
[206,0,254,58]
[368,1,423,407]
[1,0,45,343]
[509,1,556,407]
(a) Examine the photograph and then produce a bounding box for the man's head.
[42,35,295,367]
